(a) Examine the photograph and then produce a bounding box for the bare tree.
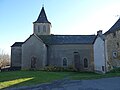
[0,49,10,68]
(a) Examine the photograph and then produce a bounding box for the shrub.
[43,66,74,72]
[110,67,120,73]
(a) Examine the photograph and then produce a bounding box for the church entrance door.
[31,56,37,69]
[74,52,80,71]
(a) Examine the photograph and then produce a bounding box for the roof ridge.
[39,35,96,36]
[38,35,96,45]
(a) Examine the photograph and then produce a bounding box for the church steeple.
[33,7,51,35]
[34,7,51,24]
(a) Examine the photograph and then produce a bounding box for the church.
[11,7,120,73]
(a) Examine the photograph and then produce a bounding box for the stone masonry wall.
[105,30,120,69]
[11,46,22,68]
[48,44,94,71]
[22,35,47,70]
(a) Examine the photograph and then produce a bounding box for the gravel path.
[7,77,120,90]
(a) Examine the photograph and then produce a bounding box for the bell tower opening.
[33,7,51,35]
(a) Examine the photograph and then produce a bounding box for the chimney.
[97,30,102,36]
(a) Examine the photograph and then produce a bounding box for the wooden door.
[31,57,36,69]
[74,52,80,71]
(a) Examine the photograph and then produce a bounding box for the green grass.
[70,72,120,80]
[0,71,70,89]
[0,71,120,89]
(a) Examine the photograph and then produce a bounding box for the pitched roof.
[11,42,24,47]
[33,7,51,24]
[104,18,120,35]
[38,35,96,45]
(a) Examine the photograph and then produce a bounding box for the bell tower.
[33,7,51,35]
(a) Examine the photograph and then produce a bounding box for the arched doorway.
[31,56,37,69]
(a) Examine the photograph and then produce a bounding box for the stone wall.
[11,46,22,68]
[105,30,120,69]
[22,35,47,70]
[47,44,94,71]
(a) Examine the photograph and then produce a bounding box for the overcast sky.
[1,0,120,54]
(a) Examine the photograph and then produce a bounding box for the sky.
[1,0,120,54]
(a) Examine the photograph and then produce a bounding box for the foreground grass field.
[0,71,120,89]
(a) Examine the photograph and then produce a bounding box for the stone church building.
[11,7,120,73]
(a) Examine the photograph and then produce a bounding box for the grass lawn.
[0,71,120,89]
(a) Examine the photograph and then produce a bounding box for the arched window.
[63,58,67,67]
[38,26,40,33]
[84,58,88,68]
[43,25,46,32]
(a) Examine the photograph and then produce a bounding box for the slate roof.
[33,7,51,24]
[38,35,96,45]
[104,18,120,35]
[11,42,24,47]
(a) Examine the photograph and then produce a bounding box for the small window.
[102,66,104,71]
[74,52,79,56]
[113,51,117,58]
[63,58,67,67]
[113,32,116,38]
[43,25,46,32]
[117,42,119,48]
[84,58,88,68]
